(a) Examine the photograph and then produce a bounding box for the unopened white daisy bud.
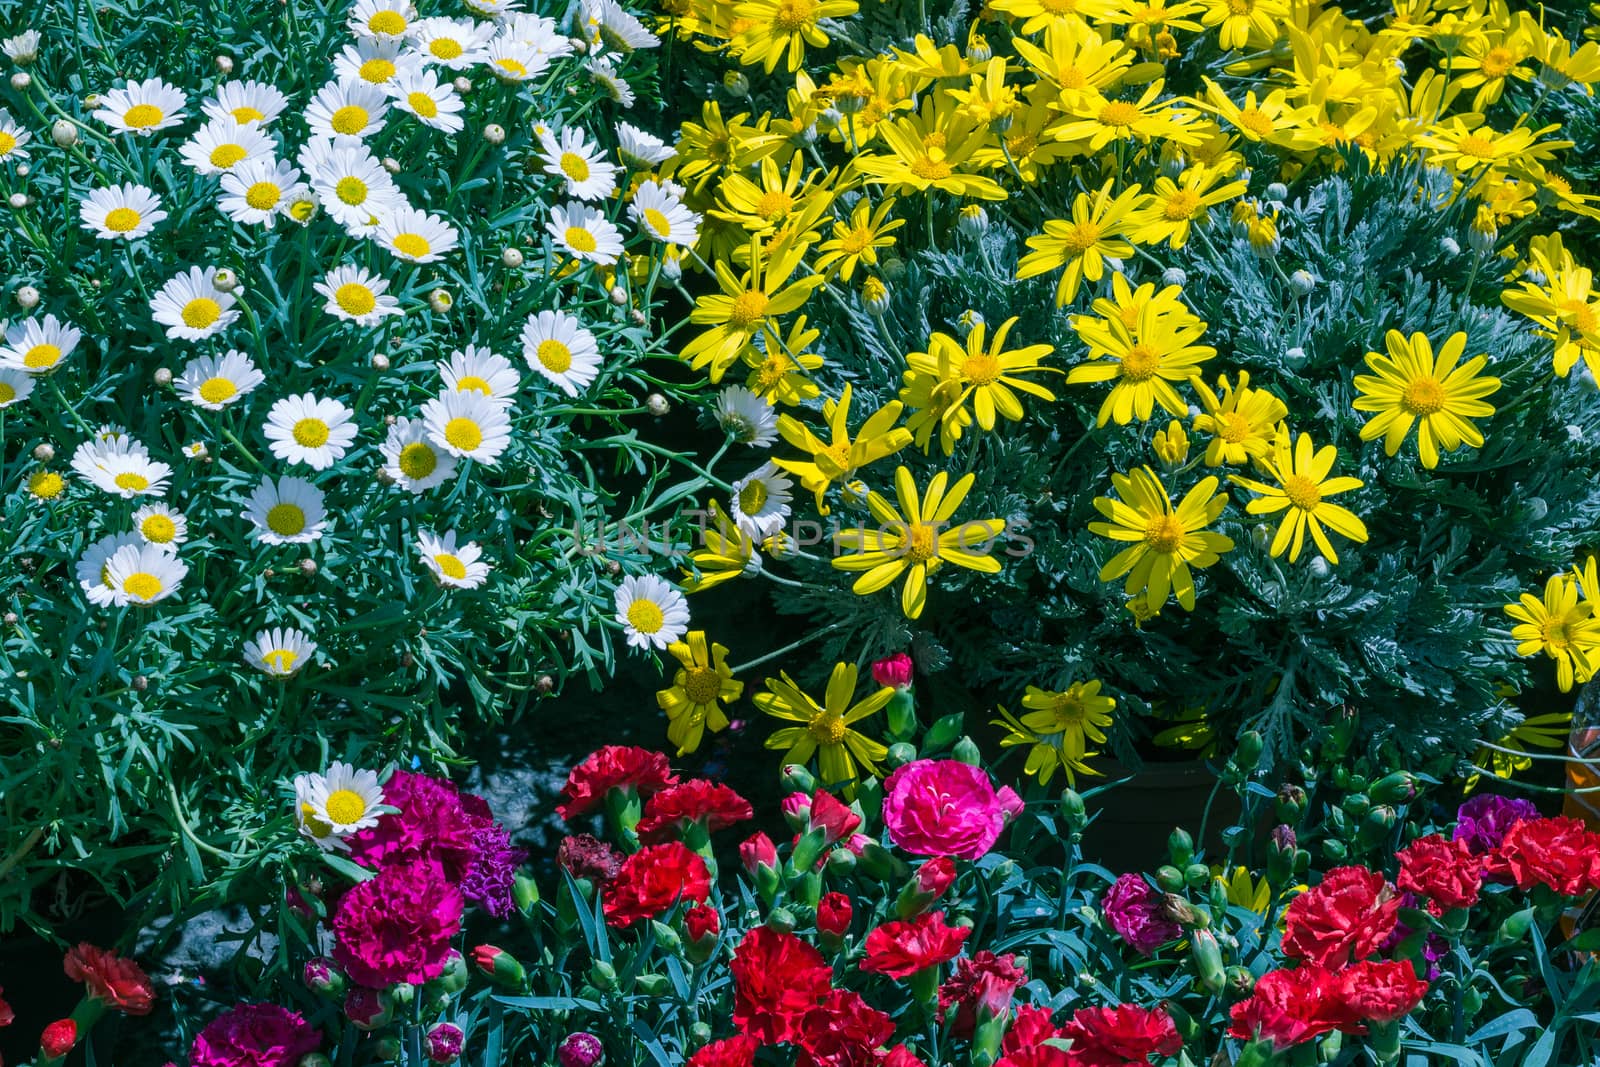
[82,93,100,108]
[483,122,506,144]
[1289,270,1316,295]
[536,673,556,694]
[371,353,391,371]
[629,308,646,326]
[1284,345,1307,369]
[1161,267,1187,287]
[957,205,989,238]
[212,269,239,293]
[4,31,40,65]
[570,36,589,54]
[299,558,318,575]
[382,157,401,174]
[501,247,523,268]
[14,163,27,178]
[51,120,78,147]
[153,367,173,386]
[31,442,53,462]
[1309,557,1330,577]
[10,72,30,91]
[453,76,471,94]
[1266,182,1289,202]
[429,288,453,313]
[214,54,234,74]
[132,674,148,691]
[646,392,670,416]
[661,253,682,282]
[723,70,750,98]
[8,193,28,209]
[2,612,16,626]
[608,285,628,306]
[15,285,39,309]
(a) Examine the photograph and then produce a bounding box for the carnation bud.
[484,123,506,144]
[855,837,908,881]
[1357,804,1398,847]
[766,906,798,933]
[645,392,670,416]
[779,763,815,794]
[1161,267,1187,287]
[344,987,394,1030]
[1161,892,1203,928]
[957,205,989,238]
[304,956,345,997]
[1289,270,1316,294]
[1059,788,1087,831]
[896,855,955,918]
[501,247,524,268]
[374,1038,403,1060]
[825,845,857,876]
[1275,784,1307,824]
[11,71,32,91]
[1368,771,1417,804]
[1167,828,1195,866]
[816,892,852,946]
[472,944,527,987]
[588,960,617,990]
[781,791,812,831]
[886,741,918,768]
[40,1019,77,1060]
[952,735,981,766]
[683,904,721,954]
[1189,928,1226,994]
[214,54,234,73]
[425,1023,465,1064]
[871,652,913,690]
[1155,865,1185,893]
[739,831,781,898]
[513,871,540,915]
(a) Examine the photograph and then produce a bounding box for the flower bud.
[608,285,628,306]
[472,944,527,987]
[1233,731,1264,771]
[214,54,234,73]
[825,845,857,876]
[1468,205,1498,254]
[958,205,989,238]
[153,366,173,386]
[1289,270,1316,294]
[382,156,401,174]
[344,987,393,1030]
[872,652,913,689]
[11,71,32,91]
[502,247,524,268]
[1309,556,1330,578]
[766,906,797,933]
[1161,267,1187,287]
[484,122,506,144]
[32,442,53,462]
[646,392,670,416]
[722,70,750,97]
[8,192,28,209]
[1059,788,1087,831]
[429,288,452,313]
[1265,182,1289,201]
[453,76,471,94]
[1155,865,1184,892]
[1190,929,1226,993]
[513,870,540,915]
[1439,236,1461,256]
[16,284,40,309]
[1167,828,1194,867]
[41,1019,77,1060]
[304,956,345,997]
[373,1037,403,1059]
[817,892,852,945]
[1275,784,1306,824]
[896,855,955,918]
[1152,420,1188,469]
[588,960,617,990]
[886,741,918,768]
[952,735,981,765]
[426,1023,465,1064]
[1368,771,1417,805]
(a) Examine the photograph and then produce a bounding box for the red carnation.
[63,943,155,1016]
[1228,966,1354,1048]
[731,927,834,1044]
[796,989,895,1067]
[41,1018,78,1060]
[883,1047,929,1067]
[996,1006,1069,1067]
[602,842,711,928]
[637,780,754,844]
[1282,867,1400,968]
[0,986,13,1028]
[808,791,862,845]
[686,904,722,944]
[915,857,956,897]
[740,832,778,876]
[558,833,625,884]
[558,746,678,821]
[862,910,970,979]
[1397,834,1483,912]
[1059,1004,1181,1067]
[1484,816,1600,897]
[938,951,1026,1037]
[689,1036,759,1067]
[817,893,854,938]
[1338,959,1429,1024]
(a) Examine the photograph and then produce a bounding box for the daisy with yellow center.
[91,76,187,136]
[756,662,892,794]
[177,350,265,411]
[300,139,402,233]
[1444,25,1536,110]
[731,461,794,539]
[1020,680,1115,763]
[1017,180,1145,307]
[149,266,240,341]
[75,533,140,607]
[1089,466,1233,611]
[388,68,464,133]
[439,345,519,407]
[1133,165,1249,248]
[245,627,318,678]
[294,762,385,854]
[0,109,30,164]
[334,37,418,87]
[1052,80,1190,152]
[134,504,188,546]
[264,394,358,470]
[1230,433,1368,565]
[1197,79,1322,151]
[79,183,168,241]
[628,180,702,248]
[409,17,496,70]
[420,389,512,466]
[992,705,1103,788]
[546,201,624,266]
[1199,0,1290,50]
[1414,117,1570,177]
[541,126,620,201]
[0,313,83,376]
[244,475,328,545]
[104,542,188,607]
[775,384,912,512]
[201,80,289,127]
[743,316,825,405]
[28,469,67,501]
[179,118,275,176]
[854,99,1008,202]
[0,369,34,409]
[1505,574,1600,693]
[417,529,492,589]
[730,0,857,72]
[376,206,459,264]
[1190,371,1287,467]
[305,79,391,141]
[520,309,603,396]
[1068,300,1215,425]
[833,466,1007,619]
[813,196,904,281]
[657,631,745,756]
[900,316,1059,454]
[350,0,413,41]
[379,417,457,493]
[616,573,692,651]
[312,265,403,327]
[1353,329,1500,469]
[70,437,173,500]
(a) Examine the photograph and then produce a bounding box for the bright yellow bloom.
[900,316,1058,453]
[1353,329,1500,469]
[854,97,1007,201]
[757,662,892,793]
[1017,180,1145,307]
[682,238,824,381]
[1089,466,1233,611]
[1191,371,1287,467]
[1505,574,1600,693]
[672,101,787,192]
[744,315,825,405]
[682,500,757,593]
[1052,80,1198,152]
[1067,301,1215,426]
[992,705,1103,787]
[1469,711,1573,789]
[1133,165,1248,248]
[657,631,745,755]
[1414,117,1571,179]
[1152,419,1189,467]
[813,197,904,281]
[1011,23,1141,109]
[731,0,858,73]
[1196,79,1321,150]
[833,466,1006,619]
[1199,0,1290,50]
[989,0,1112,35]
[711,150,835,237]
[1443,20,1536,110]
[775,384,912,511]
[1020,681,1114,761]
[1501,233,1600,379]
[1230,433,1368,565]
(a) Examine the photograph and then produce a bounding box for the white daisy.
[149,266,240,341]
[218,156,304,228]
[628,180,700,246]
[104,542,188,607]
[350,0,415,41]
[587,58,635,108]
[79,183,166,240]
[92,77,187,135]
[333,37,422,88]
[547,201,623,265]
[304,79,390,141]
[201,80,290,127]
[387,67,464,133]
[614,573,690,651]
[716,386,778,447]
[134,503,189,546]
[586,0,659,52]
[244,474,329,544]
[300,137,404,231]
[482,38,547,82]
[178,118,276,175]
[540,126,618,201]
[177,350,265,410]
[293,774,348,851]
[379,416,458,492]
[297,762,385,835]
[416,529,492,589]
[408,17,496,69]
[731,461,792,538]
[313,265,403,325]
[263,393,358,470]
[0,368,35,408]
[520,309,601,396]
[421,389,512,464]
[464,0,522,16]
[76,533,143,607]
[0,314,82,374]
[439,344,519,406]
[498,12,569,52]
[70,437,172,499]
[247,627,318,678]
[617,122,674,167]
[375,206,458,263]
[1,31,41,65]
[0,109,33,165]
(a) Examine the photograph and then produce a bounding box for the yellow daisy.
[657,631,744,755]
[756,662,893,793]
[1089,466,1233,611]
[1352,329,1500,469]
[1230,433,1368,565]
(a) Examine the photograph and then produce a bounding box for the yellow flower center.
[756,190,795,219]
[644,207,672,236]
[141,515,177,542]
[301,804,333,838]
[1219,411,1252,443]
[495,57,528,77]
[123,104,164,128]
[0,131,16,157]
[336,283,377,317]
[962,352,1002,386]
[114,472,151,492]
[0,382,12,403]
[564,227,598,253]
[293,418,330,448]
[232,106,265,123]
[29,471,64,498]
[560,151,591,181]
[444,417,482,452]
[267,503,306,535]
[335,176,369,205]
[264,649,300,673]
[330,105,370,136]
[683,666,722,704]
[838,228,871,254]
[1120,343,1162,381]
[393,233,432,258]
[398,441,437,478]
[627,599,665,633]
[822,442,852,470]
[532,337,575,374]
[1227,0,1252,12]
[909,156,953,180]
[1040,0,1079,12]
[728,290,771,330]
[455,375,493,395]
[808,713,848,744]
[360,58,397,83]
[1282,474,1322,511]
[199,377,237,404]
[1163,188,1202,220]
[245,182,281,210]
[407,91,439,118]
[368,10,407,34]
[739,479,769,514]
[1143,512,1185,554]
[770,0,819,33]
[434,553,468,580]
[1098,101,1142,128]
[1480,47,1514,78]
[183,297,222,329]
[210,143,248,168]
[1542,618,1573,650]
[122,572,163,600]
[1557,298,1598,335]
[430,38,464,60]
[24,343,62,369]
[1059,220,1103,255]
[1400,376,1446,415]
[1236,107,1274,137]
[104,207,142,233]
[1456,134,1496,160]
[905,522,937,562]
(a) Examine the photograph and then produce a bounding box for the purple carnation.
[1102,873,1181,957]
[461,815,526,917]
[189,1003,319,1067]
[1453,795,1539,855]
[332,859,464,987]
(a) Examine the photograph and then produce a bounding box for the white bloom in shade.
[305,79,390,140]
[177,350,264,410]
[0,368,35,408]
[334,37,421,88]
[540,127,618,201]
[178,118,275,175]
[716,386,778,446]
[0,314,82,374]
[379,416,457,492]
[375,206,458,263]
[482,38,548,82]
[244,475,328,544]
[134,503,188,546]
[104,542,188,606]
[79,183,166,240]
[293,774,347,851]
[520,309,601,396]
[263,393,358,470]
[614,573,689,650]
[417,529,492,589]
[0,109,33,164]
[586,0,660,52]
[350,0,415,40]
[150,266,240,341]
[2,31,41,65]
[440,344,519,406]
[219,156,305,228]
[92,77,187,135]
[464,0,521,16]
[76,532,141,607]
[616,122,674,167]
[387,67,464,133]
[71,437,173,499]
[421,389,512,464]
[246,627,318,678]
[731,461,792,538]
[587,58,635,107]
[628,180,700,246]
[313,265,402,325]
[547,201,622,265]
[300,138,403,231]
[408,17,496,68]
[201,80,290,126]
[498,12,568,52]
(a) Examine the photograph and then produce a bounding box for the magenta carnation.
[332,859,464,988]
[881,759,1023,860]
[1103,873,1181,957]
[189,1003,320,1067]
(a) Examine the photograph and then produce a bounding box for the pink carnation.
[1102,873,1180,957]
[332,859,464,988]
[189,1003,319,1067]
[881,759,1022,860]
